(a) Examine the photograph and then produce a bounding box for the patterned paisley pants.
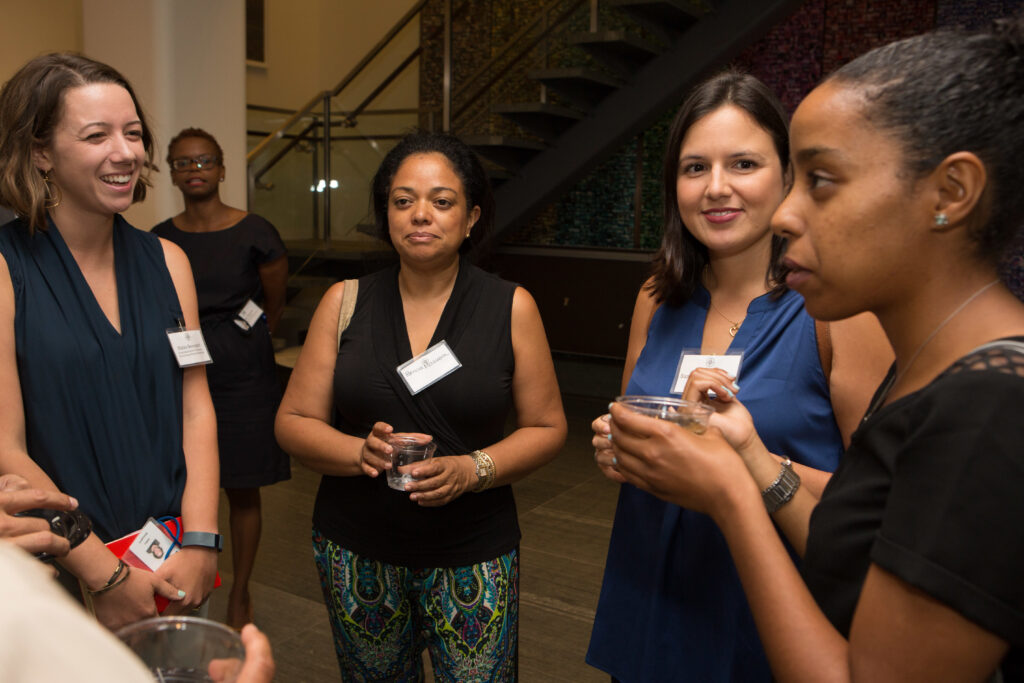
[313,529,519,682]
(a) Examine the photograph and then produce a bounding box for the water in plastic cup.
[614,395,713,434]
[116,616,245,682]
[386,435,437,491]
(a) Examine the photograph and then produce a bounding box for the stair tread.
[567,29,661,52]
[528,67,624,86]
[491,102,584,118]
[463,134,546,149]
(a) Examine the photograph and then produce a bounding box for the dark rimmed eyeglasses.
[170,154,221,171]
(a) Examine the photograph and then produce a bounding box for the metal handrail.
[252,120,318,186]
[342,47,424,127]
[329,0,429,99]
[246,89,326,164]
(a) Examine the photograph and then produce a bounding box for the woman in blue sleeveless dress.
[0,53,220,630]
[587,71,891,681]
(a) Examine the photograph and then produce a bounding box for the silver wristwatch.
[761,458,800,514]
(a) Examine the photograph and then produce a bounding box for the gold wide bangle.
[471,450,496,492]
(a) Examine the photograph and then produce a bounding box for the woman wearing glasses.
[153,128,290,630]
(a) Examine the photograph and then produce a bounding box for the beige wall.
[0,0,83,85]
[247,0,419,111]
[247,0,420,242]
[0,0,419,240]
[84,0,247,230]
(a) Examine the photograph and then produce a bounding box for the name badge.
[397,340,462,395]
[125,518,179,571]
[234,299,264,332]
[671,351,744,394]
[166,328,213,367]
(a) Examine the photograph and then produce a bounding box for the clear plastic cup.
[116,616,245,682]
[614,395,713,434]
[386,434,437,491]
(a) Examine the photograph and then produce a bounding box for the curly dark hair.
[166,127,224,166]
[370,130,493,258]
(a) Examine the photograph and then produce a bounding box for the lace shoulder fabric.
[945,340,1024,378]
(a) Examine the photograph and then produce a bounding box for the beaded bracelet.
[88,558,131,596]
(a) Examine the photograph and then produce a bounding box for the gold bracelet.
[88,559,131,596]
[471,450,496,492]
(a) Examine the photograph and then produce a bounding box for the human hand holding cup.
[386,434,437,491]
[116,615,245,682]
[607,396,752,514]
[612,395,713,434]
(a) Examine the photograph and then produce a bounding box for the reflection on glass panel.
[247,133,316,242]
[326,110,419,243]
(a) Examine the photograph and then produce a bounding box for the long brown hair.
[648,70,790,307]
[0,53,156,231]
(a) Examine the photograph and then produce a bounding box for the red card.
[106,517,221,612]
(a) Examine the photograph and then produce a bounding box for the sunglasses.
[170,155,221,172]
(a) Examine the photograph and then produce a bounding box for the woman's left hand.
[155,546,219,614]
[607,402,758,517]
[404,455,477,507]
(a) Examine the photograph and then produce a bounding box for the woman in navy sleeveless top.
[587,71,890,681]
[0,53,219,630]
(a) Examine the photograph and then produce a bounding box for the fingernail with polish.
[177,590,186,598]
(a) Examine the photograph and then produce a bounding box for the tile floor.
[208,395,619,682]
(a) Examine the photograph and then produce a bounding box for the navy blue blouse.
[0,216,186,541]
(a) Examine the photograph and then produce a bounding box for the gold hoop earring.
[42,170,61,209]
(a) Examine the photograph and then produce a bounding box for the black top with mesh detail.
[803,337,1024,680]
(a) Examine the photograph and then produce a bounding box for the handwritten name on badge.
[397,340,462,395]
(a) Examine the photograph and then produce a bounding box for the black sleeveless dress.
[152,214,289,488]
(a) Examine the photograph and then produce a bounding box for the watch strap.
[761,458,800,514]
[181,531,223,552]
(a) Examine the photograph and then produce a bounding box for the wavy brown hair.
[0,53,156,231]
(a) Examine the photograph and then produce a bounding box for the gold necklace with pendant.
[710,300,744,337]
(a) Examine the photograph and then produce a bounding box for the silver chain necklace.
[863,278,999,421]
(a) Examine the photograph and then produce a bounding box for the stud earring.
[934,213,949,227]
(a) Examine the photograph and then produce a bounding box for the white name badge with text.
[671,351,744,394]
[235,299,264,331]
[397,340,462,395]
[166,328,213,367]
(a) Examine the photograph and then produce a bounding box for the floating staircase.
[459,0,803,244]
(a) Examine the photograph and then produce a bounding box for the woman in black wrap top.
[276,131,566,681]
